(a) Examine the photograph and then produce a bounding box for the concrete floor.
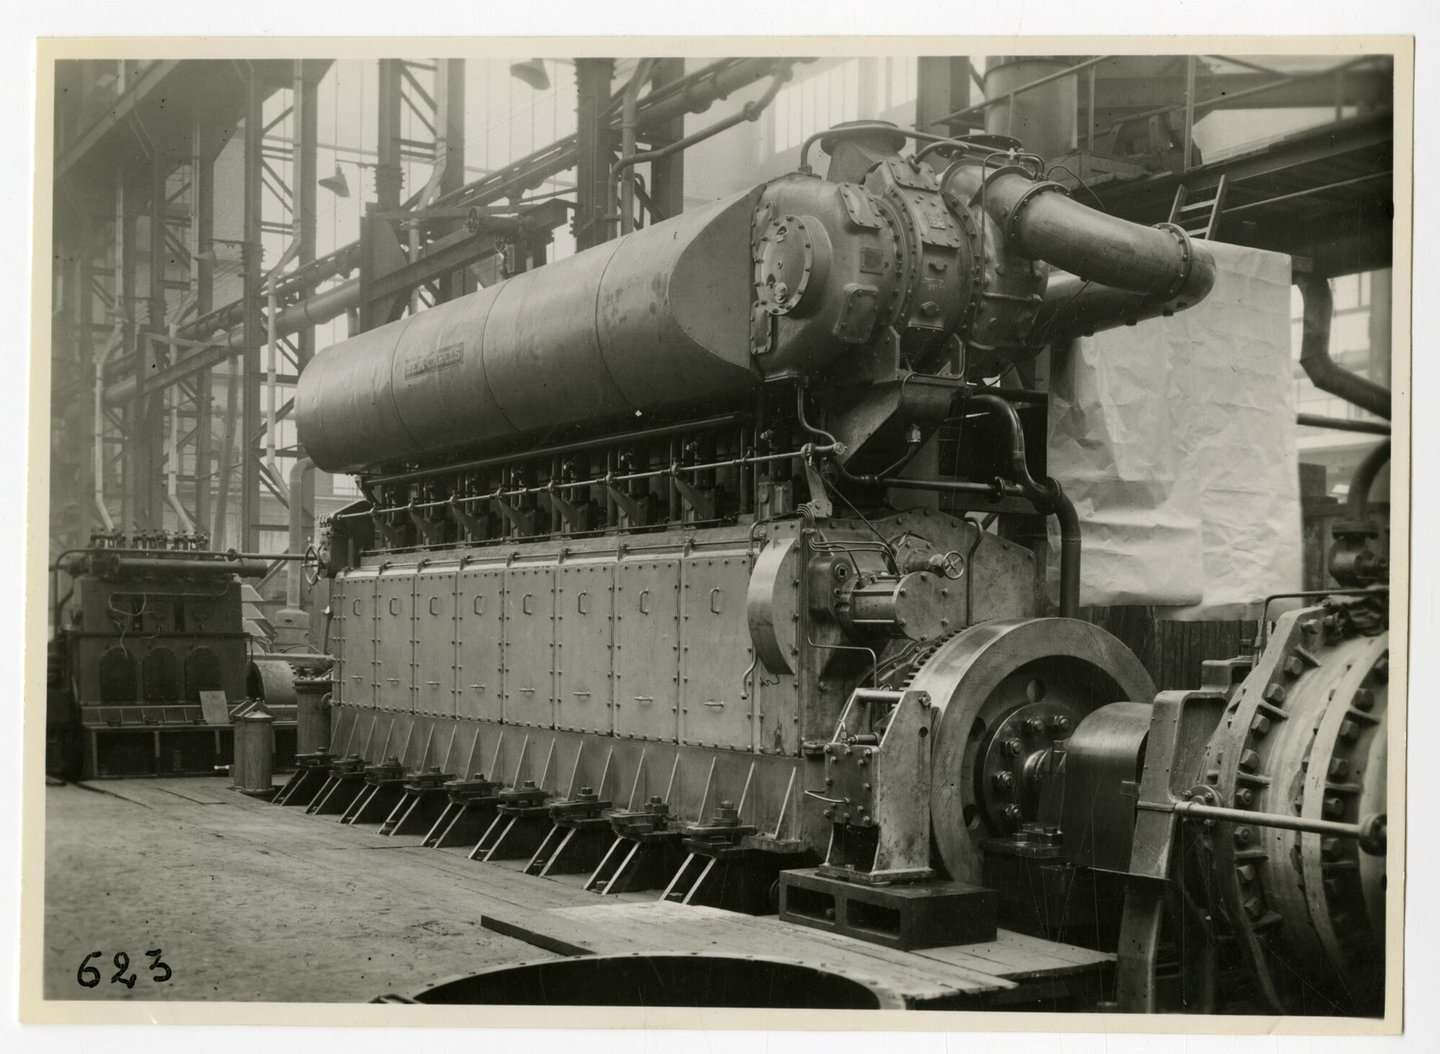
[41,776,613,1002]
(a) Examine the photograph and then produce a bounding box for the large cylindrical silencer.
[232,704,275,795]
[984,56,1079,160]
[296,188,762,474]
[297,688,331,756]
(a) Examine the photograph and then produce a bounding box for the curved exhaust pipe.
[1296,276,1391,420]
[987,175,1215,306]
[957,167,1216,343]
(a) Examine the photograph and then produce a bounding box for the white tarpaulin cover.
[1045,242,1302,619]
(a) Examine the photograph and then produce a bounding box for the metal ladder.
[1168,174,1229,240]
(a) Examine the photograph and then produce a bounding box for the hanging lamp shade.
[509,58,550,91]
[318,166,350,197]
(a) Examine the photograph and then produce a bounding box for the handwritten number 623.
[76,949,171,988]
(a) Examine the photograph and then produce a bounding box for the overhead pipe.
[1297,276,1391,420]
[118,58,805,401]
[104,278,360,406]
[610,68,791,226]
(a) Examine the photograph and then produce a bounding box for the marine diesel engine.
[295,123,1389,1015]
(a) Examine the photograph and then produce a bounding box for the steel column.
[438,58,469,300]
[375,59,404,211]
[916,57,970,135]
[293,62,320,576]
[574,58,615,250]
[241,71,265,553]
[193,121,216,534]
[646,59,686,221]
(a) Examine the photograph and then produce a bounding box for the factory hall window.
[773,61,860,153]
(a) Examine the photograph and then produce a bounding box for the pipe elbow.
[1296,275,1334,369]
[991,170,1216,309]
[1296,275,1391,420]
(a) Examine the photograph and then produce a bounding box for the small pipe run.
[795,122,959,175]
[610,70,791,216]
[164,381,195,533]
[1347,440,1391,521]
[92,322,125,530]
[616,59,657,238]
[1141,798,1386,854]
[344,449,806,520]
[1296,413,1390,436]
[836,393,1082,619]
[1297,276,1391,420]
[969,393,1081,620]
[287,456,315,609]
[366,413,745,487]
[58,554,275,578]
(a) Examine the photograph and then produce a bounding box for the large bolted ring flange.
[902,617,1155,884]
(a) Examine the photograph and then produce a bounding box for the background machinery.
[290,121,1390,1015]
[47,532,331,779]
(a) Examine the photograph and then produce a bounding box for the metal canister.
[232,702,275,795]
[983,56,1079,160]
[296,688,331,756]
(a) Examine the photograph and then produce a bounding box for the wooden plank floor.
[479,900,1114,1009]
[44,776,1112,1009]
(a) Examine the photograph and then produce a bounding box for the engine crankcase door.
[614,557,680,742]
[555,560,615,735]
[375,568,415,712]
[503,565,556,727]
[412,567,458,717]
[680,550,754,750]
[337,568,379,709]
[455,566,504,723]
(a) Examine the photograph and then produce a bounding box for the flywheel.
[896,617,1155,884]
